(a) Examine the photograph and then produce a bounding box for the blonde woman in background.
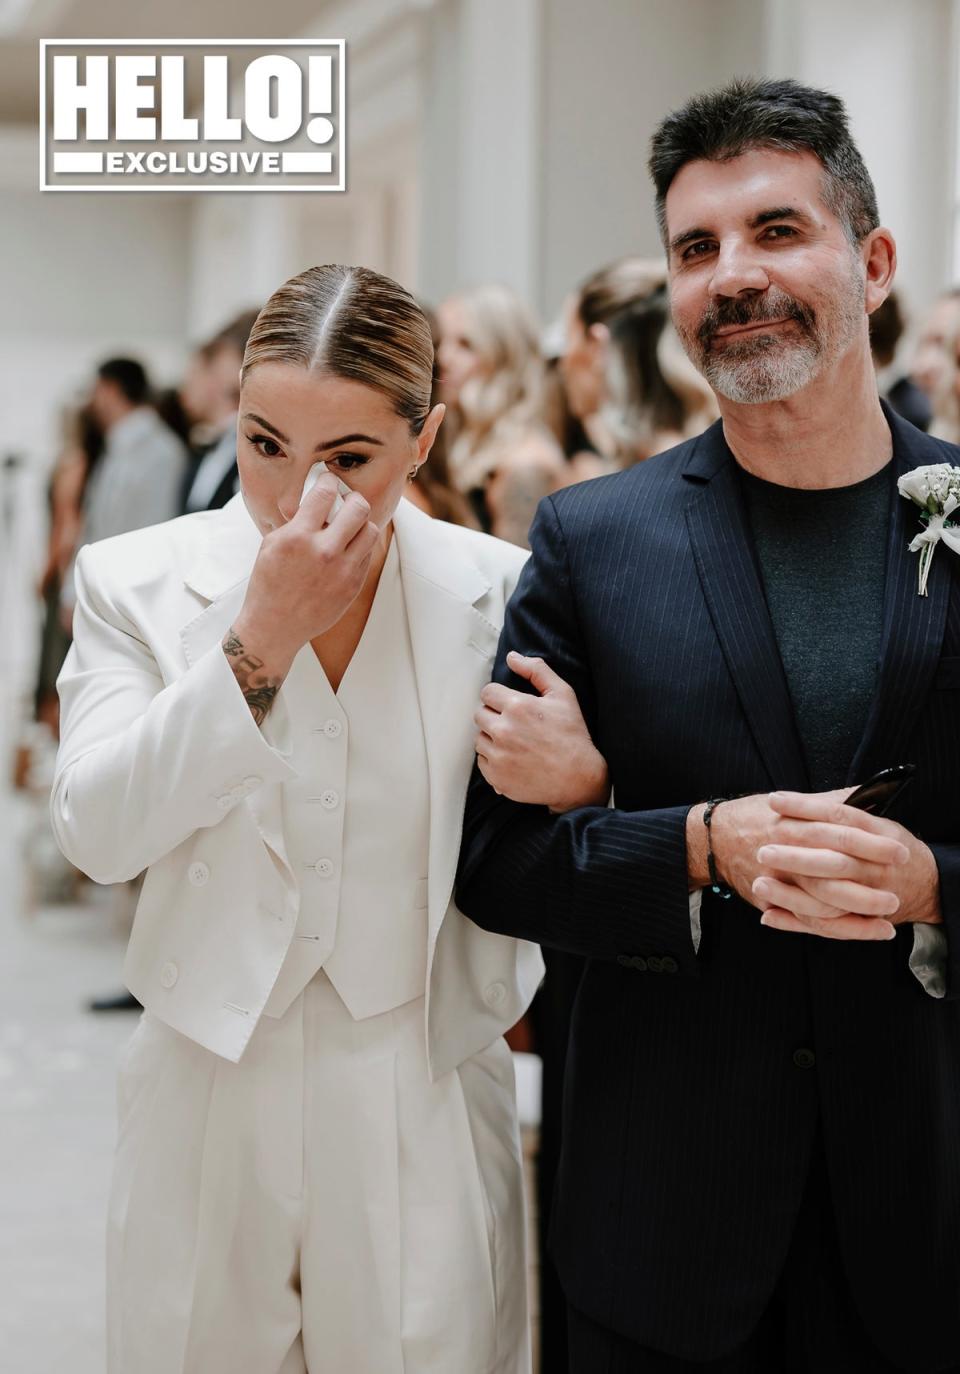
[928,305,960,444]
[437,283,565,541]
[51,265,567,1374]
[560,258,717,471]
[403,303,480,529]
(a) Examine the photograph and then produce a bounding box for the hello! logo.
[40,40,345,192]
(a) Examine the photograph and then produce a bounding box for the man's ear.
[863,227,897,317]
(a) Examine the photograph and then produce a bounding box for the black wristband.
[703,798,733,900]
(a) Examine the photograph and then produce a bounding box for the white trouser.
[107,972,530,1374]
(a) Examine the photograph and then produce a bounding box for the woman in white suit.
[50,265,575,1374]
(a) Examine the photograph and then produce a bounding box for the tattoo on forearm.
[223,628,281,725]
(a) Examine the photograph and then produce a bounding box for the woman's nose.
[277,469,313,523]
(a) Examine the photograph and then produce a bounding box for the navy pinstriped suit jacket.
[456,405,960,1369]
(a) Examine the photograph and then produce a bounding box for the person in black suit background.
[869,290,933,432]
[179,309,259,515]
[457,79,960,1373]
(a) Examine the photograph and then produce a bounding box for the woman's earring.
[408,465,420,481]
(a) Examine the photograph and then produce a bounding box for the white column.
[762,0,956,312]
[417,0,542,306]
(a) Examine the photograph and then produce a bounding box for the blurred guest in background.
[437,284,565,538]
[34,406,104,735]
[154,386,193,448]
[868,290,932,431]
[77,358,186,557]
[540,353,597,471]
[67,357,186,1013]
[179,309,259,515]
[560,258,716,469]
[929,308,960,445]
[910,286,960,408]
[405,306,480,529]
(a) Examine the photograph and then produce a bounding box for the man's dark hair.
[648,78,879,248]
[97,357,150,406]
[868,291,905,370]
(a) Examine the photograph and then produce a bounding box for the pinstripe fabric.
[455,405,960,1369]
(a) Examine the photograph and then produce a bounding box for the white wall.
[0,131,192,467]
[185,0,425,337]
[763,0,956,316]
[0,129,192,706]
[5,0,959,456]
[538,0,767,317]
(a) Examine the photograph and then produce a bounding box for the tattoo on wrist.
[223,627,281,725]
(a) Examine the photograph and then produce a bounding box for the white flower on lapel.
[898,462,960,596]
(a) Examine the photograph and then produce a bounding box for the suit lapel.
[179,494,293,878]
[393,500,499,948]
[847,407,953,782]
[683,423,810,791]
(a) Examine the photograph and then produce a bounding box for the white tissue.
[299,461,350,517]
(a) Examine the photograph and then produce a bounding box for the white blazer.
[52,494,544,1076]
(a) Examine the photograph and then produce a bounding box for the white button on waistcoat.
[323,719,343,739]
[483,981,507,1008]
[188,861,210,887]
[314,858,335,878]
[160,962,179,989]
[320,789,340,810]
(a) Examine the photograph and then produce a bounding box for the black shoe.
[88,989,142,1013]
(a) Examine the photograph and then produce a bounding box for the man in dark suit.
[457,79,960,1372]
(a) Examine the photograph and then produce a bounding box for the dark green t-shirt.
[739,462,892,792]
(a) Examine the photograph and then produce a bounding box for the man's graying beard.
[679,279,863,404]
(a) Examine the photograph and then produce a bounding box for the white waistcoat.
[263,538,430,1020]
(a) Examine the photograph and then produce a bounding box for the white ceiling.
[1,0,334,124]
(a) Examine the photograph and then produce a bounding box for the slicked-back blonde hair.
[241,264,434,434]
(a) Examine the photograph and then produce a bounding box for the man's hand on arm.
[473,650,610,812]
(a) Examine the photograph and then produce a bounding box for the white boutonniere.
[898,463,960,596]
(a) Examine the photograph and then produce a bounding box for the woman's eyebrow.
[314,433,384,451]
[241,412,288,442]
[240,416,384,451]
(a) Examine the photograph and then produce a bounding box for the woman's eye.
[248,433,282,458]
[330,453,369,471]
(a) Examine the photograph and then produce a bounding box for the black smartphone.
[845,764,916,817]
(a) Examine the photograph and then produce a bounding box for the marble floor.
[0,777,544,1373]
[0,781,134,1373]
